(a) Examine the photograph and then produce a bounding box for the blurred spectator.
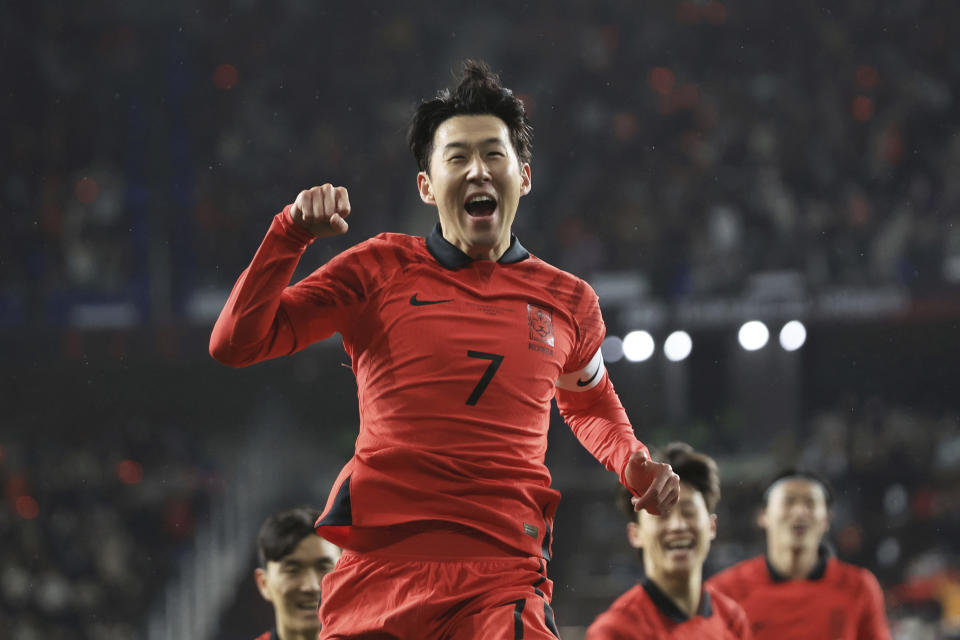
[252,507,340,640]
[708,469,890,639]
[586,443,751,639]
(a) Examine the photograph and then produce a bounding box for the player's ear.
[417,171,436,205]
[708,513,718,542]
[756,507,767,530]
[519,163,532,196]
[626,520,644,550]
[255,567,273,602]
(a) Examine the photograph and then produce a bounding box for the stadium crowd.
[3,0,959,638]
[3,0,959,329]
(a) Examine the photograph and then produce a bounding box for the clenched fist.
[290,184,351,238]
[624,450,680,516]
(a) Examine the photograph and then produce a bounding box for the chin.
[664,559,695,574]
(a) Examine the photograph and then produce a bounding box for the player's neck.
[443,231,510,261]
[769,543,819,579]
[650,569,702,618]
[277,624,318,640]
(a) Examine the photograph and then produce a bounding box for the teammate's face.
[629,482,716,581]
[760,478,830,553]
[255,535,340,635]
[417,114,531,260]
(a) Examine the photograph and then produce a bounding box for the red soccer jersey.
[253,631,276,640]
[211,210,646,558]
[586,578,752,639]
[707,553,891,640]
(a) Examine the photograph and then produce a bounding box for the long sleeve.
[556,373,648,487]
[210,207,333,367]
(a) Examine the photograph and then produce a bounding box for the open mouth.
[663,539,696,552]
[464,194,497,217]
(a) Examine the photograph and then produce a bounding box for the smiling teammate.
[254,508,341,640]
[211,60,679,639]
[587,443,751,639]
[707,470,890,640]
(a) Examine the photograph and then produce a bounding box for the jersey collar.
[640,575,713,623]
[766,543,831,582]
[426,223,530,270]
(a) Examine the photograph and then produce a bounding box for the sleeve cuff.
[618,441,650,490]
[278,204,319,246]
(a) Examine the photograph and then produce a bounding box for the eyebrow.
[442,138,506,150]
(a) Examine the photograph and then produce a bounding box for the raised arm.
[209,185,352,367]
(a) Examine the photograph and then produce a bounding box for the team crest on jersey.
[527,304,555,347]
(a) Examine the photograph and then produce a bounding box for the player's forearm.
[209,209,314,366]
[557,375,648,485]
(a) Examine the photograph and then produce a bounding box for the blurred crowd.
[6,395,956,638]
[0,420,222,639]
[3,0,960,328]
[4,0,960,638]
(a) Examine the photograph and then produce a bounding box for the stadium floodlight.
[738,320,769,351]
[602,336,624,363]
[622,330,655,362]
[779,320,807,351]
[663,330,692,362]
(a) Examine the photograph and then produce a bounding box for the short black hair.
[256,507,321,568]
[407,59,533,173]
[618,443,721,522]
[762,468,834,507]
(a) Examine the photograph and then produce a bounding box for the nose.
[663,510,688,531]
[301,569,322,592]
[465,152,491,182]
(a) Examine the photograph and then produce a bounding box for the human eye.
[318,561,335,574]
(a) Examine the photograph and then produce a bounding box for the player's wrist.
[279,206,319,244]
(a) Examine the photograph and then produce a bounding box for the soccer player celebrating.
[587,443,751,639]
[211,59,679,639]
[253,508,341,640]
[707,470,890,639]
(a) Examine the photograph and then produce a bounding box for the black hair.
[617,442,721,522]
[762,468,834,507]
[407,59,533,173]
[256,507,321,568]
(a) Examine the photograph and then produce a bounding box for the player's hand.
[624,450,680,516]
[290,184,351,238]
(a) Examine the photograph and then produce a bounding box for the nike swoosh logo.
[576,365,601,387]
[409,294,453,306]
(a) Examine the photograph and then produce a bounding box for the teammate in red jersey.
[253,508,341,640]
[587,443,752,640]
[211,60,679,639]
[707,470,890,640]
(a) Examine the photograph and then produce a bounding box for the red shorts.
[318,527,561,639]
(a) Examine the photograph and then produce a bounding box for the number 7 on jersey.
[465,351,504,405]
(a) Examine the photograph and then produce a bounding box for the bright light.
[663,331,692,362]
[779,320,807,351]
[602,336,624,363]
[623,330,655,362]
[738,321,769,351]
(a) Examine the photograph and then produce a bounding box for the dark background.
[3,1,959,638]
